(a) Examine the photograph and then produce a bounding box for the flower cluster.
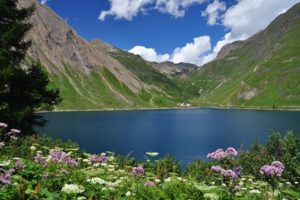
[0,168,15,186]
[260,161,284,177]
[207,147,238,160]
[61,184,85,194]
[0,122,21,141]
[49,149,78,166]
[144,181,155,187]
[34,153,48,167]
[34,149,78,167]
[90,154,109,164]
[211,165,242,179]
[131,166,145,176]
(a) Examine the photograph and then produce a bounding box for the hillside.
[190,3,300,109]
[20,0,197,110]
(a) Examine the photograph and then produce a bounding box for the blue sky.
[42,0,299,65]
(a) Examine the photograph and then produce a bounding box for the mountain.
[19,0,198,110]
[190,3,300,109]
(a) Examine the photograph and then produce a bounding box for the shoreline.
[37,105,300,113]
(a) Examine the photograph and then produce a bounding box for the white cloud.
[171,36,211,65]
[40,0,49,4]
[99,0,205,21]
[99,0,153,21]
[201,0,226,25]
[129,36,212,66]
[222,0,300,38]
[129,46,170,62]
[128,0,300,66]
[155,0,205,18]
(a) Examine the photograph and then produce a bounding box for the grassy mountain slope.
[190,3,300,109]
[22,0,198,110]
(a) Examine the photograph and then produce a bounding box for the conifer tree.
[0,0,61,135]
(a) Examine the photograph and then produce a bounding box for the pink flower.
[144,181,155,187]
[0,123,8,128]
[226,147,238,157]
[260,161,284,177]
[132,166,145,176]
[0,142,5,149]
[10,129,21,134]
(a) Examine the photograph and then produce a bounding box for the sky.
[41,0,300,66]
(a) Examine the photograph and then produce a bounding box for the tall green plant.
[0,0,61,135]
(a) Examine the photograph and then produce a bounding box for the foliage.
[0,128,299,199]
[0,0,61,134]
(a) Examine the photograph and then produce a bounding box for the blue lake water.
[39,108,300,164]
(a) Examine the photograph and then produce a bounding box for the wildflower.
[146,152,159,157]
[211,165,223,173]
[34,153,47,166]
[77,197,86,200]
[0,142,5,149]
[131,166,144,176]
[0,123,8,128]
[87,177,106,185]
[155,178,161,183]
[125,191,131,197]
[233,166,243,176]
[260,161,284,177]
[203,193,219,200]
[225,147,238,157]
[144,181,155,187]
[14,160,25,171]
[164,177,172,183]
[30,146,36,151]
[49,149,78,166]
[90,154,109,164]
[207,149,228,160]
[249,189,261,194]
[0,160,10,167]
[61,184,85,194]
[10,129,21,134]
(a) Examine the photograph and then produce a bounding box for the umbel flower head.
[260,161,284,177]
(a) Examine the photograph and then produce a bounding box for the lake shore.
[38,105,300,113]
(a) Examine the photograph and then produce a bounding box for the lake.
[39,108,300,164]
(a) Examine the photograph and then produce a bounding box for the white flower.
[204,193,219,200]
[211,182,215,185]
[249,189,261,194]
[87,177,106,185]
[286,181,291,185]
[101,163,107,167]
[61,184,85,194]
[221,183,226,187]
[109,156,114,161]
[294,181,299,185]
[77,197,86,200]
[164,177,172,183]
[0,160,10,167]
[30,146,36,151]
[146,152,159,157]
[125,191,131,197]
[82,159,90,163]
[177,177,183,181]
[155,179,161,183]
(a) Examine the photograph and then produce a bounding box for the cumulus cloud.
[129,36,212,66]
[129,46,170,62]
[99,0,152,21]
[171,36,211,65]
[128,0,300,66]
[201,0,226,25]
[155,0,205,18]
[99,0,205,21]
[222,0,300,38]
